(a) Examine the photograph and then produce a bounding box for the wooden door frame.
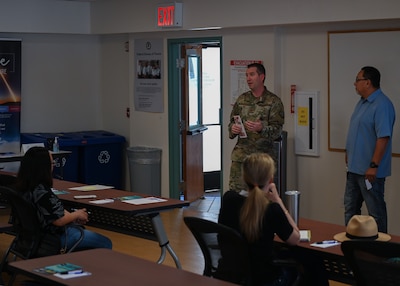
[167,37,222,199]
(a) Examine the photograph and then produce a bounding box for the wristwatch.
[369,162,379,168]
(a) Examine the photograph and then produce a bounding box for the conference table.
[274,217,400,284]
[52,179,190,269]
[7,248,236,286]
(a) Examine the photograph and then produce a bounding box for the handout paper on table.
[89,199,114,204]
[68,185,114,192]
[122,197,167,205]
[310,240,341,248]
[54,271,92,279]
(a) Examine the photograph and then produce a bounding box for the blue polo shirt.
[345,88,395,177]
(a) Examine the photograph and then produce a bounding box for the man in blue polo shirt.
[344,66,395,233]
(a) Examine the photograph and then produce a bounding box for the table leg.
[151,214,182,269]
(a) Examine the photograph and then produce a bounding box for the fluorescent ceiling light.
[189,27,222,31]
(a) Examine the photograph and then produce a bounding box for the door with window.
[168,37,222,201]
[181,45,207,202]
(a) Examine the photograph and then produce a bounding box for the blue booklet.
[117,195,142,201]
[35,262,83,274]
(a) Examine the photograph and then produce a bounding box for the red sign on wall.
[156,3,182,28]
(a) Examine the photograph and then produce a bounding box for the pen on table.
[316,240,337,244]
[61,270,84,275]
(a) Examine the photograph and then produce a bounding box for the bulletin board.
[328,29,400,155]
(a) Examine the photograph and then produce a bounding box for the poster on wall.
[134,38,164,113]
[230,60,262,105]
[0,39,21,154]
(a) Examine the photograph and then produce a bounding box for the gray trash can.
[126,146,162,196]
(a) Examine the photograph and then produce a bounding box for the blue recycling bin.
[71,130,126,189]
[20,132,81,182]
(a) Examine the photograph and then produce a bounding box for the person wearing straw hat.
[334,215,391,242]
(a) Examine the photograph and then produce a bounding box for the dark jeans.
[344,172,387,232]
[60,225,112,251]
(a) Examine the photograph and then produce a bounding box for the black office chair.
[183,216,250,284]
[341,240,400,286]
[0,186,84,285]
[0,174,17,207]
[0,174,17,187]
[183,216,301,286]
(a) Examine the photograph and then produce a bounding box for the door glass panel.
[202,46,221,172]
[202,47,221,125]
[203,125,221,172]
[188,55,200,128]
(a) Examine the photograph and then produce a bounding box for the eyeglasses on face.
[355,77,368,82]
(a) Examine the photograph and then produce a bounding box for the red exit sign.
[157,3,182,28]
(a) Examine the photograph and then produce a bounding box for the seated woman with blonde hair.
[219,153,328,286]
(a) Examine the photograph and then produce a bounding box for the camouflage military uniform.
[228,87,284,192]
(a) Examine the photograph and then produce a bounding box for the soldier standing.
[228,63,284,192]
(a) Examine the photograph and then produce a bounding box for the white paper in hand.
[233,115,247,138]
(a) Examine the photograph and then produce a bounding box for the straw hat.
[333,215,391,242]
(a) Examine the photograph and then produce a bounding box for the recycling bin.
[73,131,125,189]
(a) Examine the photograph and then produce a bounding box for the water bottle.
[53,137,59,152]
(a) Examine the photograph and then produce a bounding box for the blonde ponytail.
[239,153,275,242]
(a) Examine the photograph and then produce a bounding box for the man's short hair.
[247,63,265,76]
[361,66,381,89]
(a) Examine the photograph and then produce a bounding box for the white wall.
[0,0,90,34]
[0,33,102,132]
[89,0,400,34]
[98,35,130,136]
[98,34,131,187]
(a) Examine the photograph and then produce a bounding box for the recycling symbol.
[98,150,110,164]
[53,158,67,168]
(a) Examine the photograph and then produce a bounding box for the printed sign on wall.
[230,60,263,105]
[0,38,21,154]
[134,38,164,113]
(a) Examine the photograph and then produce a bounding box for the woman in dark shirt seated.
[219,153,328,286]
[15,146,112,252]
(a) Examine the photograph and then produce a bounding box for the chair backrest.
[183,216,251,285]
[341,240,400,286]
[0,174,17,188]
[0,186,61,259]
[0,173,17,204]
